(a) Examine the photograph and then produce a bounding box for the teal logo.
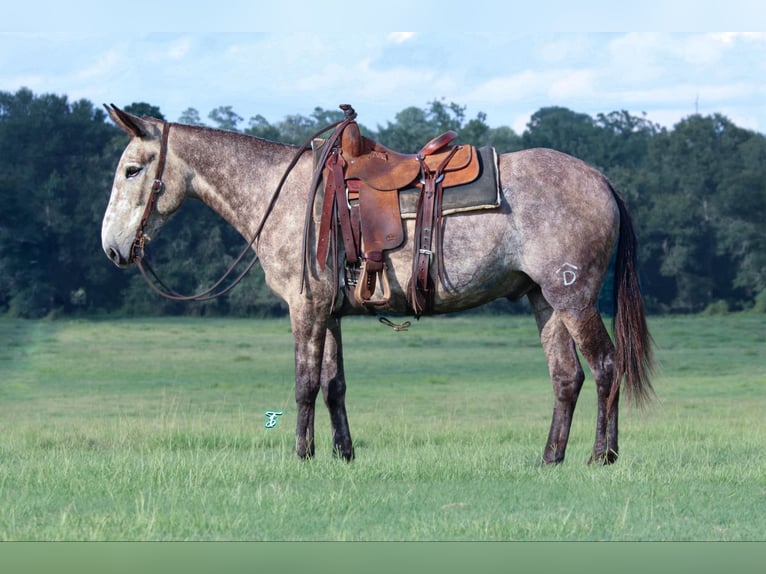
[264,411,284,429]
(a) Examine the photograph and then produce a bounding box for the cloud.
[2,32,764,134]
[293,55,457,115]
[453,32,766,133]
[548,70,596,100]
[606,33,670,83]
[462,70,552,104]
[165,36,192,61]
[388,32,416,44]
[75,48,123,81]
[537,35,592,64]
[606,32,765,75]
[616,83,753,107]
[709,32,766,44]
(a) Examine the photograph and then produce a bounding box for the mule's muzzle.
[105,245,130,268]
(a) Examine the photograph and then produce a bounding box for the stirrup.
[354,261,391,307]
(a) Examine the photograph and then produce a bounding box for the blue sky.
[2,2,765,134]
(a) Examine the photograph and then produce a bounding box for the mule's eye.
[125,165,142,178]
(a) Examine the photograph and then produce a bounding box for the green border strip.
[1,542,764,574]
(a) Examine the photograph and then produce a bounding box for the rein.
[132,110,357,302]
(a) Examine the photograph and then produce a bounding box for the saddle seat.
[340,122,479,190]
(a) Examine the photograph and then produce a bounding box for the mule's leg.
[291,311,329,459]
[320,316,354,461]
[529,289,585,464]
[557,306,619,464]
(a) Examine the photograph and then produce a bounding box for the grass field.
[0,312,764,540]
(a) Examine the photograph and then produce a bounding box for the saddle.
[314,106,486,316]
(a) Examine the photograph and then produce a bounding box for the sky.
[2,2,766,134]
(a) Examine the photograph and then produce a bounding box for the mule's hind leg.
[320,316,354,461]
[557,306,619,464]
[529,289,585,464]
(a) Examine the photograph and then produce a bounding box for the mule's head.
[101,105,186,268]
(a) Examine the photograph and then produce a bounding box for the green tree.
[0,88,125,316]
[636,114,765,312]
[374,100,489,153]
[245,114,281,141]
[3,89,763,318]
[716,133,766,300]
[374,106,432,152]
[124,102,165,120]
[178,107,205,126]
[208,106,243,131]
[522,106,602,164]
[427,100,465,133]
[264,107,347,146]
[594,110,659,169]
[484,125,523,153]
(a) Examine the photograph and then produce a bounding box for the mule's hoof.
[588,450,618,465]
[541,446,565,465]
[333,445,355,462]
[295,445,316,460]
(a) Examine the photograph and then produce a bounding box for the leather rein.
[131,112,357,302]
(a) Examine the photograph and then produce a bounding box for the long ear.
[104,104,159,139]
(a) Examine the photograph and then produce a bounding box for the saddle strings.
[299,106,358,294]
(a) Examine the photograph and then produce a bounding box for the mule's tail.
[609,185,655,413]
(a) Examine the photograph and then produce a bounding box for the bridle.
[130,120,263,302]
[130,109,358,302]
[130,121,170,264]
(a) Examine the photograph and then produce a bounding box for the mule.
[101,105,653,464]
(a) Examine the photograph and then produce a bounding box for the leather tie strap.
[316,152,339,269]
[330,153,359,264]
[410,146,459,316]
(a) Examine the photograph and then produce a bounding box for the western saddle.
[312,105,484,316]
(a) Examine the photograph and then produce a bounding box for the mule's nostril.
[106,247,126,267]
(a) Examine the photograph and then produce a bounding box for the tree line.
[1,87,764,318]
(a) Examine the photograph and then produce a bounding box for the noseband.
[131,121,171,263]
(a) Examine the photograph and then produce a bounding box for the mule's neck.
[173,124,306,242]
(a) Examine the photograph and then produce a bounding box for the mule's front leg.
[320,316,354,461]
[291,313,327,459]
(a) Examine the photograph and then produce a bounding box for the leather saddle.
[315,108,483,316]
[340,122,479,190]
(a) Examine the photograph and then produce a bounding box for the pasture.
[0,313,763,541]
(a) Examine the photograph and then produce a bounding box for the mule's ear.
[104,104,158,139]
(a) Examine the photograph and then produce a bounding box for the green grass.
[0,313,764,540]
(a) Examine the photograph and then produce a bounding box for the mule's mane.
[170,121,298,153]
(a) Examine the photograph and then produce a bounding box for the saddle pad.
[399,146,500,219]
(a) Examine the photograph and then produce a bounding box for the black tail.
[608,185,655,412]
